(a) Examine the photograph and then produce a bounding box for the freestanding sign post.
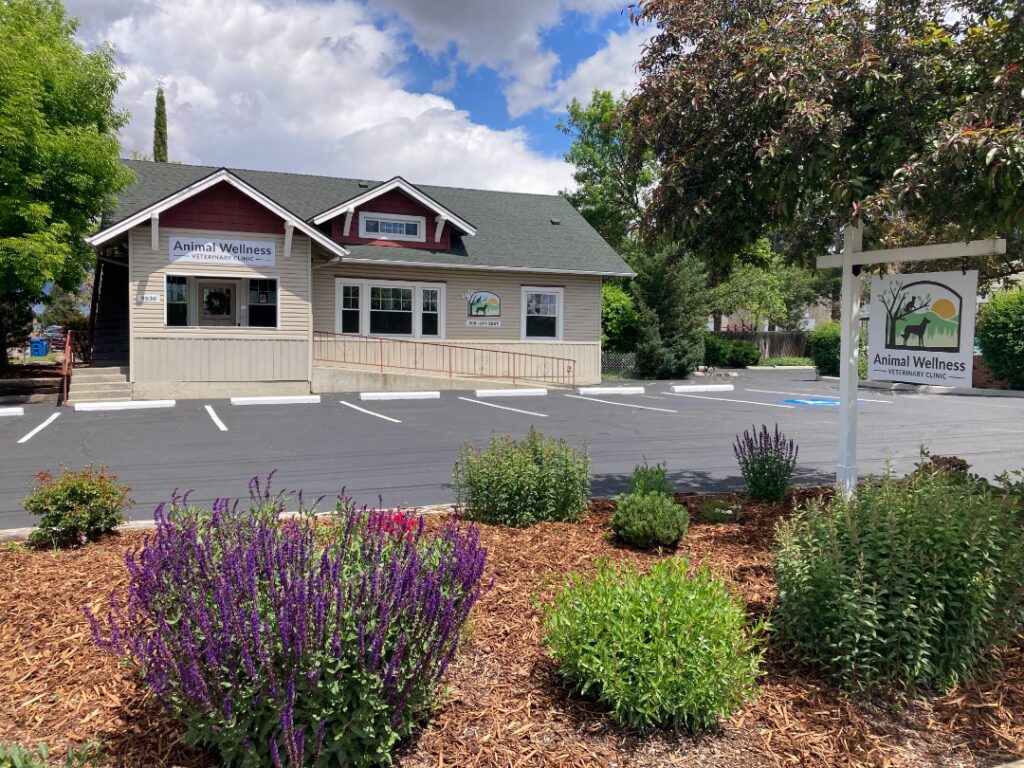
[817,224,1005,499]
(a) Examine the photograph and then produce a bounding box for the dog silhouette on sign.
[901,316,931,346]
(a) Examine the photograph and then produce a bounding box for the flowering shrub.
[86,481,488,767]
[24,465,132,548]
[733,424,798,503]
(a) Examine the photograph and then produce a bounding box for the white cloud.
[370,0,631,117]
[541,26,648,112]
[64,0,572,193]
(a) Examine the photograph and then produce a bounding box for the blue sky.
[65,0,646,193]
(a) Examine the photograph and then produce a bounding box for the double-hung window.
[247,279,278,328]
[166,276,188,327]
[358,212,426,243]
[521,287,563,341]
[335,279,444,338]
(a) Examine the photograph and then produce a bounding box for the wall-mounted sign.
[467,318,501,328]
[169,236,275,267]
[136,294,161,304]
[464,290,500,317]
[867,270,978,388]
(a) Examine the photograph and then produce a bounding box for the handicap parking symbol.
[782,398,839,407]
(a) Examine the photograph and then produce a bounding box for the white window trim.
[163,273,281,330]
[358,211,427,243]
[334,277,445,339]
[520,286,564,342]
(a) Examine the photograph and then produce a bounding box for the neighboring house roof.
[97,160,633,276]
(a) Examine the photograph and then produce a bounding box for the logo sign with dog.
[867,270,978,388]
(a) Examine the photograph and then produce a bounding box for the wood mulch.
[1,490,1022,767]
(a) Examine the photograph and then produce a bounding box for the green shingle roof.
[105,160,633,276]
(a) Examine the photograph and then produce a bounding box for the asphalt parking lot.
[1,370,1022,529]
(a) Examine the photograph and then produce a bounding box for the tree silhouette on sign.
[882,280,932,348]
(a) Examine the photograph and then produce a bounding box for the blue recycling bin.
[30,338,50,357]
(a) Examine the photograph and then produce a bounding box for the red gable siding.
[160,181,285,234]
[331,189,451,250]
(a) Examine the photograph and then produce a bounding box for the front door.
[197,281,237,327]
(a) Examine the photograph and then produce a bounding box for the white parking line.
[565,394,678,413]
[457,397,548,417]
[17,413,60,444]
[204,404,228,431]
[665,392,796,409]
[340,400,402,423]
[745,388,894,404]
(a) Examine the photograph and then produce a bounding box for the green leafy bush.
[543,559,763,730]
[699,496,744,524]
[703,334,762,368]
[733,425,798,503]
[0,742,102,768]
[809,321,866,378]
[628,459,673,496]
[23,466,131,548]
[809,321,841,376]
[977,288,1024,389]
[601,283,640,353]
[775,470,1024,692]
[612,492,689,549]
[453,428,590,527]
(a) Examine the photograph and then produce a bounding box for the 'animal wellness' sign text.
[169,236,275,267]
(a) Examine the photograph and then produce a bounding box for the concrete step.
[69,382,132,394]
[71,370,129,383]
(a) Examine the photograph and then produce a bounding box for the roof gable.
[311,176,476,236]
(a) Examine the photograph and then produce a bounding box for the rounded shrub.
[775,470,1024,692]
[453,427,590,527]
[23,465,132,548]
[543,559,763,730]
[809,321,841,376]
[612,491,689,549]
[87,488,488,767]
[724,339,761,367]
[977,288,1024,389]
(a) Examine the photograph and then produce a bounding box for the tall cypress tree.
[153,84,168,162]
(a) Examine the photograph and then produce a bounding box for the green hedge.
[977,289,1024,389]
[703,334,762,368]
[809,322,866,379]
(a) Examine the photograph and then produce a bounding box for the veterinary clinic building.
[85,161,632,399]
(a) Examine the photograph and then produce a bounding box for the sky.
[65,0,648,194]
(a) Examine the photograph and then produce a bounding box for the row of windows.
[165,276,277,328]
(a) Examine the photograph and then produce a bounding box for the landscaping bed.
[1,490,1021,767]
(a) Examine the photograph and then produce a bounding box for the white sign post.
[817,224,1004,499]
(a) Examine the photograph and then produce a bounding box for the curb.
[474,388,547,398]
[747,365,816,371]
[230,395,321,406]
[820,377,1022,399]
[670,384,735,393]
[576,386,645,395]
[0,504,458,543]
[0,406,25,417]
[74,400,175,412]
[360,391,441,401]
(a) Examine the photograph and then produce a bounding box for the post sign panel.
[169,236,275,267]
[867,270,978,388]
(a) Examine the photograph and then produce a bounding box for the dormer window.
[358,211,426,243]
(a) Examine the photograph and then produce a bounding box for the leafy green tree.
[40,285,88,328]
[601,283,640,353]
[559,90,657,250]
[153,83,168,162]
[631,246,710,378]
[0,0,132,369]
[627,0,1024,273]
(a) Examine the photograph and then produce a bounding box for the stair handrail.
[61,329,74,405]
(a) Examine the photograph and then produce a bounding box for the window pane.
[167,276,187,303]
[342,309,360,334]
[365,219,380,234]
[370,311,413,335]
[342,285,359,309]
[371,286,412,311]
[526,315,557,338]
[526,292,558,317]
[405,222,419,236]
[422,289,438,312]
[249,305,276,328]
[167,303,188,326]
[421,312,439,336]
[249,279,277,306]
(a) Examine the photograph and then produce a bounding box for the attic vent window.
[550,218,561,225]
[359,211,426,243]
